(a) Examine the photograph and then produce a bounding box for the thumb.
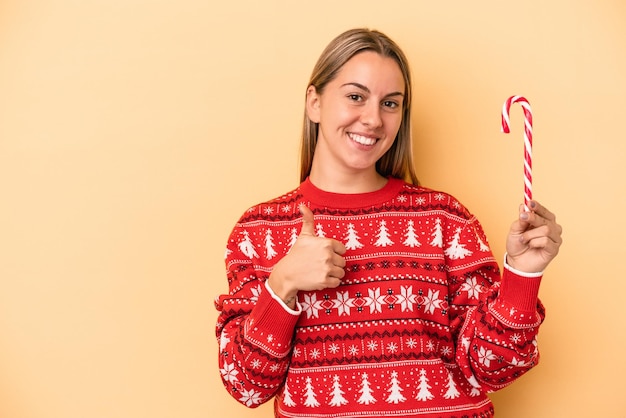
[517,203,532,229]
[299,204,315,236]
[510,204,531,236]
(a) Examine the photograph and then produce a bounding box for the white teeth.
[349,133,376,146]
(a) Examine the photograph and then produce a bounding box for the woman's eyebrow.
[341,82,370,92]
[341,82,404,98]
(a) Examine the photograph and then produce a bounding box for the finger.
[331,239,347,255]
[528,200,557,222]
[322,277,342,289]
[518,204,553,231]
[299,204,316,236]
[329,265,346,280]
[510,204,531,234]
[522,223,563,247]
[523,210,561,235]
[523,235,561,258]
[331,253,347,268]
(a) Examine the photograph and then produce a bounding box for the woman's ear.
[305,85,321,123]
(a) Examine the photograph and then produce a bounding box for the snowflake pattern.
[406,338,418,349]
[422,289,443,314]
[239,388,263,407]
[220,362,239,384]
[336,291,353,316]
[477,346,497,367]
[310,348,321,359]
[460,276,483,299]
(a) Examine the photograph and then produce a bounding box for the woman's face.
[307,51,405,178]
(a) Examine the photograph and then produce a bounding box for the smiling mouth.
[348,133,377,146]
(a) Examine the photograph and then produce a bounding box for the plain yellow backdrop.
[1,0,625,417]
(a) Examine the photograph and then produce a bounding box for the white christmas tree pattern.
[264,228,278,260]
[238,230,259,259]
[282,382,296,407]
[443,371,460,399]
[403,220,421,247]
[416,369,434,401]
[429,218,443,248]
[344,223,364,250]
[357,373,377,404]
[386,371,407,404]
[328,375,349,406]
[303,377,320,407]
[444,227,473,260]
[476,232,490,252]
[315,223,326,237]
[287,228,298,250]
[219,331,230,353]
[374,220,394,247]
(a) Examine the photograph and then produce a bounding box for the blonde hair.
[300,28,419,185]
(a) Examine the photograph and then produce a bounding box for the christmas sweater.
[215,177,545,418]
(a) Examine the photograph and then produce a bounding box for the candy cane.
[501,95,533,211]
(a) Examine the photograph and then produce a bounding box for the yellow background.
[1,1,624,417]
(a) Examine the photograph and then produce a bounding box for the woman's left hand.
[505,200,563,273]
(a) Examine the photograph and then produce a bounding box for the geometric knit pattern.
[215,177,545,418]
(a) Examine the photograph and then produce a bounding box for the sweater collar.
[300,176,405,209]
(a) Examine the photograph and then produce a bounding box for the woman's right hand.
[267,205,346,307]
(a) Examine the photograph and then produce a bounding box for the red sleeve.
[214,223,301,408]
[448,217,546,393]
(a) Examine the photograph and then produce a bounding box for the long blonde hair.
[300,28,419,185]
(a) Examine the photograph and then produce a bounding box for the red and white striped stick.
[501,95,533,211]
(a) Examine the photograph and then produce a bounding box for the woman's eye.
[383,100,399,109]
[348,94,362,101]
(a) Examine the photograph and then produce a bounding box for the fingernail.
[530,201,536,209]
[520,212,529,220]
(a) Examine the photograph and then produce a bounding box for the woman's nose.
[360,103,382,128]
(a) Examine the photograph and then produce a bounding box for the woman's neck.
[308,168,388,194]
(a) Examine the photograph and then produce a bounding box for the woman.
[215,28,562,417]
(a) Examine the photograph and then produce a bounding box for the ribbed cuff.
[244,283,301,357]
[499,265,543,313]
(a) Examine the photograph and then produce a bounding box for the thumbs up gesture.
[267,205,347,308]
